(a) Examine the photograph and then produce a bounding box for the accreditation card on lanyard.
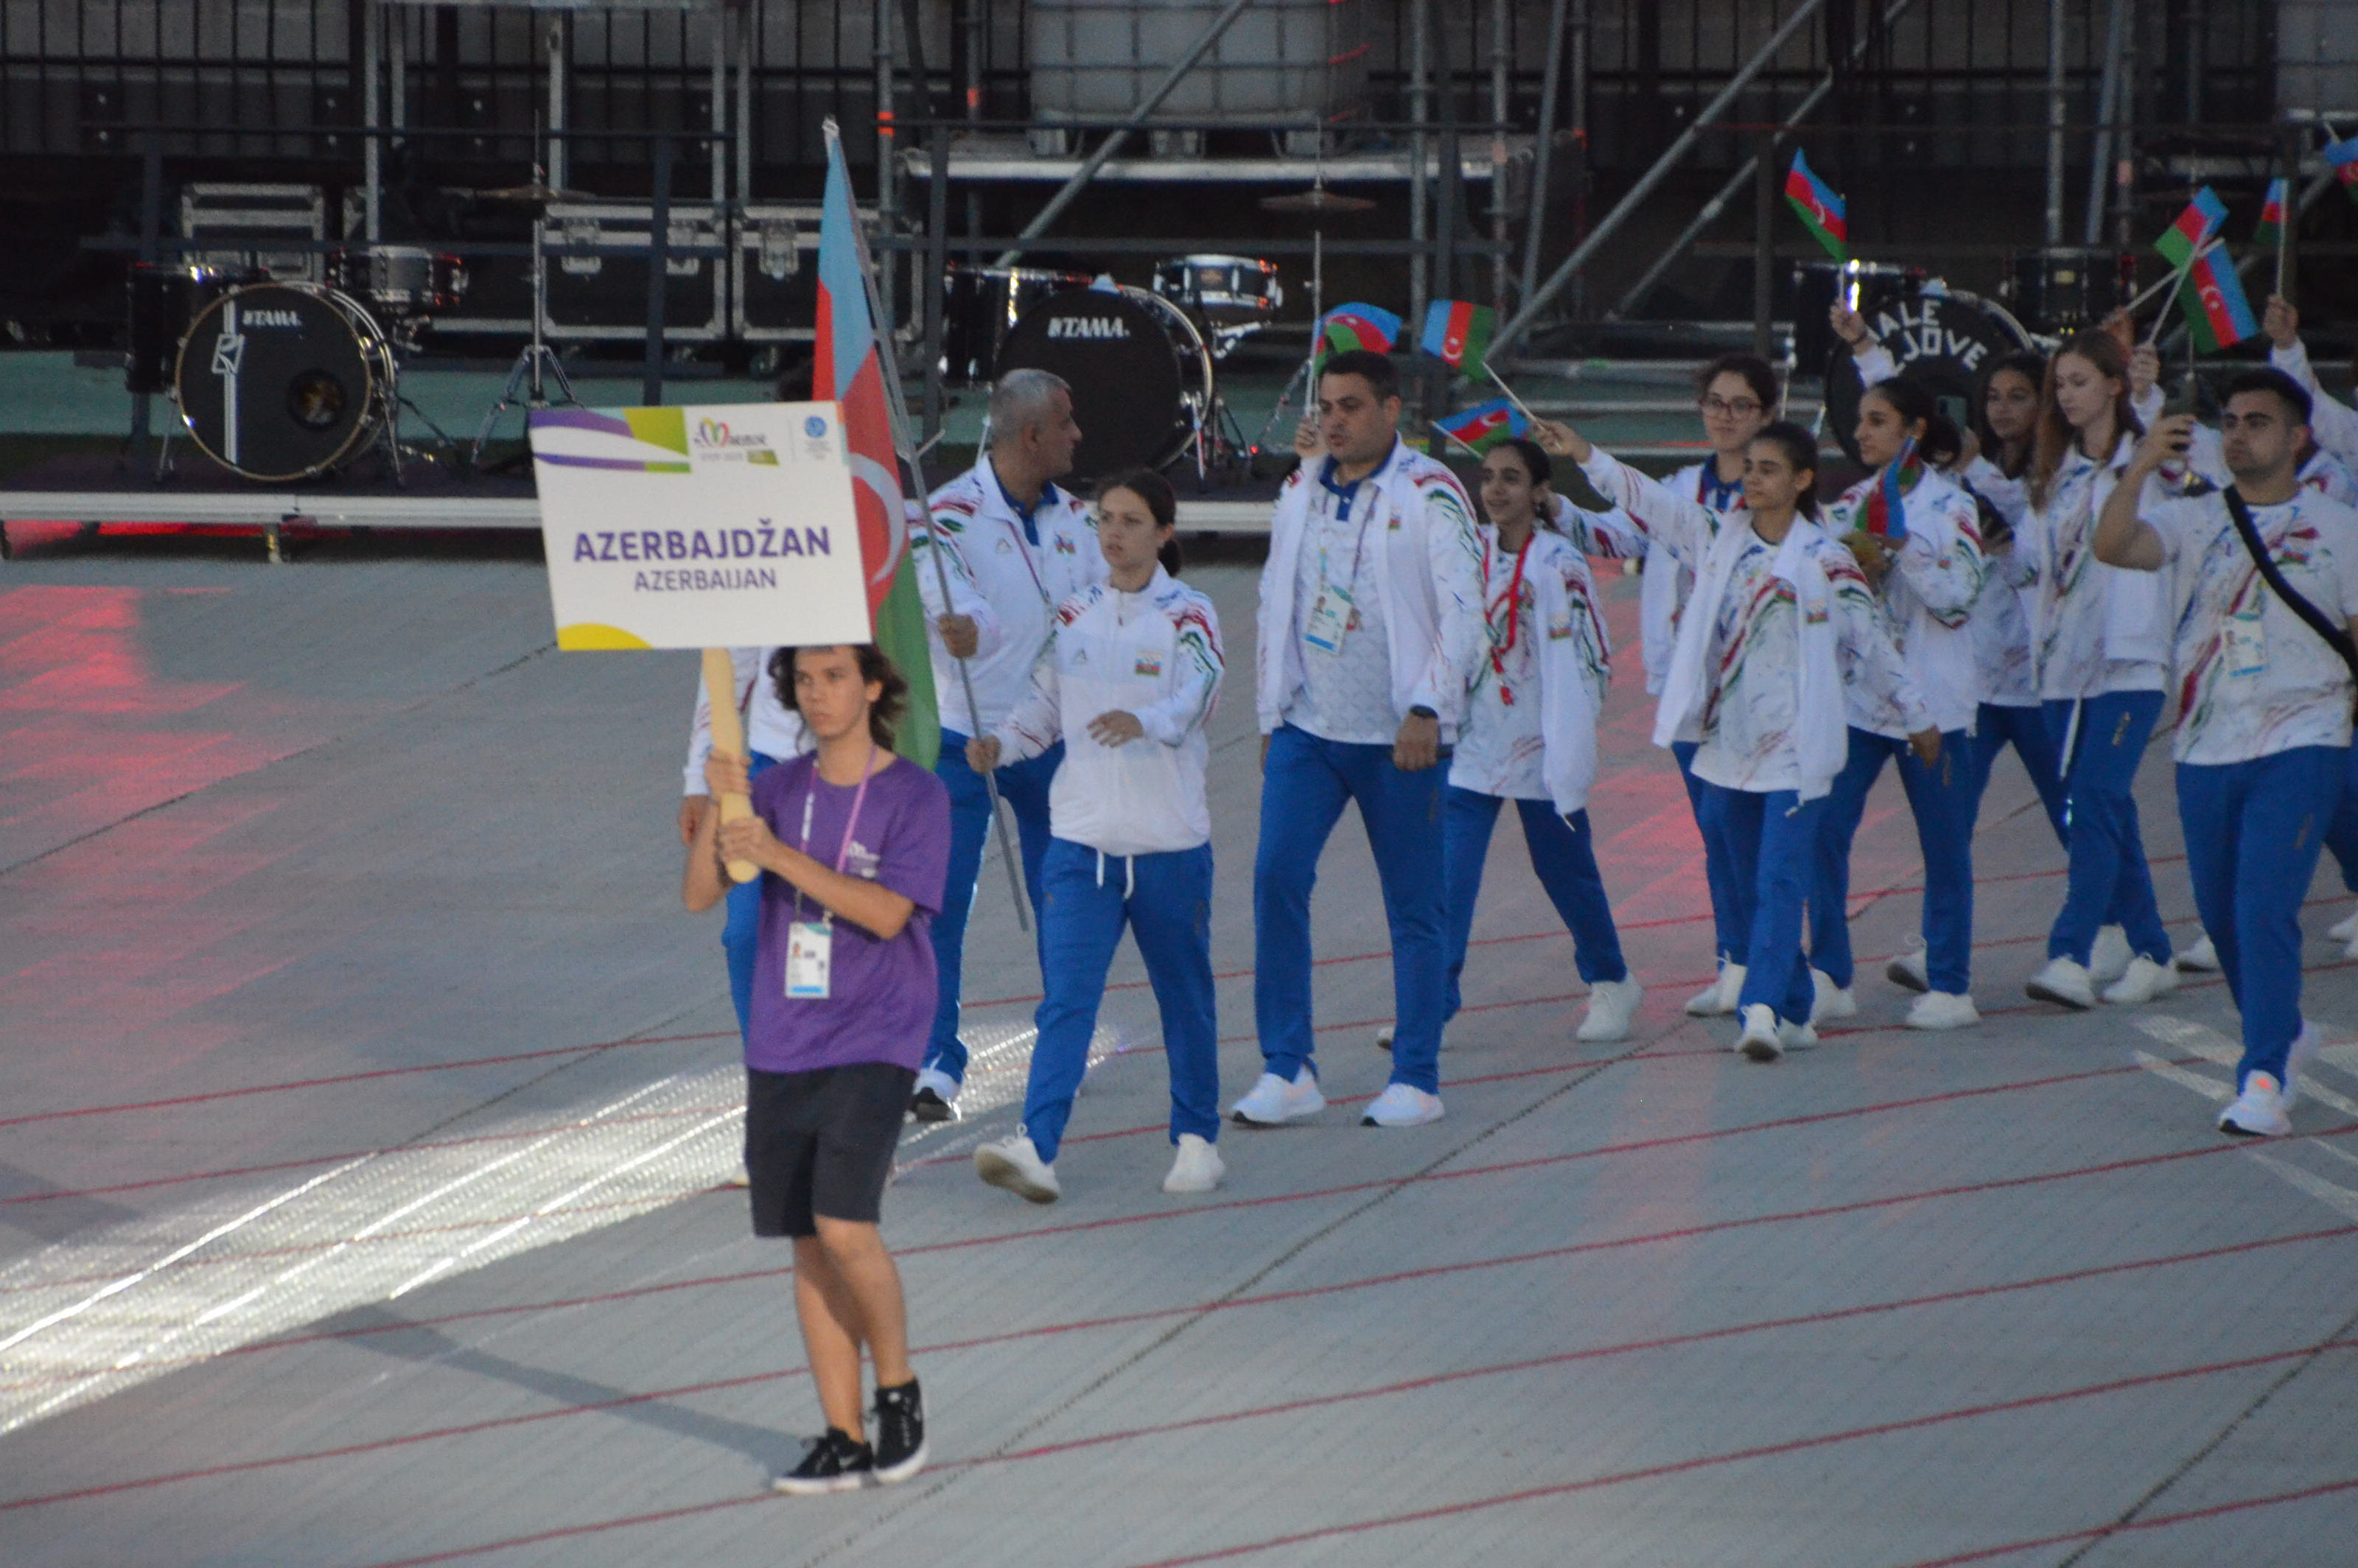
[785,744,878,1000]
[1304,484,1373,657]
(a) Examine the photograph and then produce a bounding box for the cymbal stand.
[472,183,582,469]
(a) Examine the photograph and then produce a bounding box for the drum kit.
[128,174,619,485]
[944,252,1280,483]
[133,241,466,484]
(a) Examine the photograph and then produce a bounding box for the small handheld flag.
[2154,186,2229,270]
[1784,151,1849,262]
[1860,438,1917,542]
[2254,178,2289,248]
[2327,138,2358,208]
[1418,298,1496,377]
[2176,246,2260,354]
[1433,398,1528,455]
[1320,303,1402,358]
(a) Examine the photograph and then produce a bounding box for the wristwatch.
[1407,704,1438,720]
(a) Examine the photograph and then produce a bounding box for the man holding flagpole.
[908,370,1105,1120]
[1237,348,1486,1129]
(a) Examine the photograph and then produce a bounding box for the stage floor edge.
[0,491,1276,534]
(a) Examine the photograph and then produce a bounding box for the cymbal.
[1259,188,1376,214]
[471,182,590,205]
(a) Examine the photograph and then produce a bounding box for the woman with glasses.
[1658,354,1783,1018]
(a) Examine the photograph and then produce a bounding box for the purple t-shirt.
[744,752,950,1074]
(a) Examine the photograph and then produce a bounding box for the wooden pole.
[701,648,758,883]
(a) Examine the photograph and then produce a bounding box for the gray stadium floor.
[4,523,2357,1567]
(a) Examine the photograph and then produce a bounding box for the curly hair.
[768,644,910,749]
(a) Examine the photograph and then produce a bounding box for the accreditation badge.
[786,920,833,999]
[2222,603,2267,681]
[1304,581,1357,657]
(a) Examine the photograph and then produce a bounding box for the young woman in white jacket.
[966,470,1227,1202]
[2019,326,2182,1009]
[1544,418,1933,1062]
[1439,437,1647,1044]
[1805,353,1990,1030]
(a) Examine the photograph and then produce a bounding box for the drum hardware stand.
[472,171,583,471]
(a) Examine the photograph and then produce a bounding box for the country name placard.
[531,401,872,651]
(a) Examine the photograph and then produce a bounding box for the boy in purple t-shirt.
[685,644,949,1496]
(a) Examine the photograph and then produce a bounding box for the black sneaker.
[872,1379,928,1483]
[772,1427,874,1495]
[908,1086,954,1123]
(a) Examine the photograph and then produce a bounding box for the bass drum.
[174,282,394,482]
[1821,287,2032,465]
[941,265,1092,388]
[993,284,1214,481]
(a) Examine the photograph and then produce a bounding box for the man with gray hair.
[907,367,1105,1121]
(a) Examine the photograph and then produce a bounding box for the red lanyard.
[1482,532,1533,706]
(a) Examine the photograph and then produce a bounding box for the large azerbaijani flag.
[1418,298,1495,377]
[2254,178,2289,248]
[2154,186,2228,270]
[1433,398,1528,455]
[2327,137,2358,208]
[1784,150,1848,262]
[817,122,939,767]
[2175,246,2261,354]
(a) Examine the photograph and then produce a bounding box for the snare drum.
[1790,260,1921,377]
[941,265,1092,387]
[1152,254,1282,327]
[337,245,467,315]
[2002,248,2132,335]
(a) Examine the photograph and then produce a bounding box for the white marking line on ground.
[2136,1014,2358,1117]
[2134,1014,2358,1221]
[0,1017,1114,1437]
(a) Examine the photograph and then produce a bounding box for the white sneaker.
[1575,977,1645,1042]
[1161,1133,1225,1194]
[1884,945,1930,994]
[1229,1066,1326,1127]
[1686,962,1743,1017]
[1374,1026,1396,1051]
[1777,1016,1819,1051]
[2177,933,2221,972]
[2088,925,2133,984]
[1735,1003,1783,1063]
[2025,957,2096,1009]
[727,1163,752,1189]
[2218,1071,2292,1138]
[2101,954,2178,1006]
[1906,990,1981,1031]
[2331,905,2358,943]
[974,1134,1060,1204]
[1360,1082,1445,1127]
[1810,968,1856,1022]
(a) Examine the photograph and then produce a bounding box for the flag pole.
[1481,361,1543,427]
[1428,421,1488,461]
[2121,239,2214,315]
[828,119,1031,934]
[2141,243,2207,347]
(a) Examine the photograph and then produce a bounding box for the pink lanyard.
[792,743,878,921]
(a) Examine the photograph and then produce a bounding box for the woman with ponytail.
[1537,416,1931,1063]
[1804,364,1990,1031]
[965,469,1230,1203]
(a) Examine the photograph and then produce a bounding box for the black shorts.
[744,1062,914,1238]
